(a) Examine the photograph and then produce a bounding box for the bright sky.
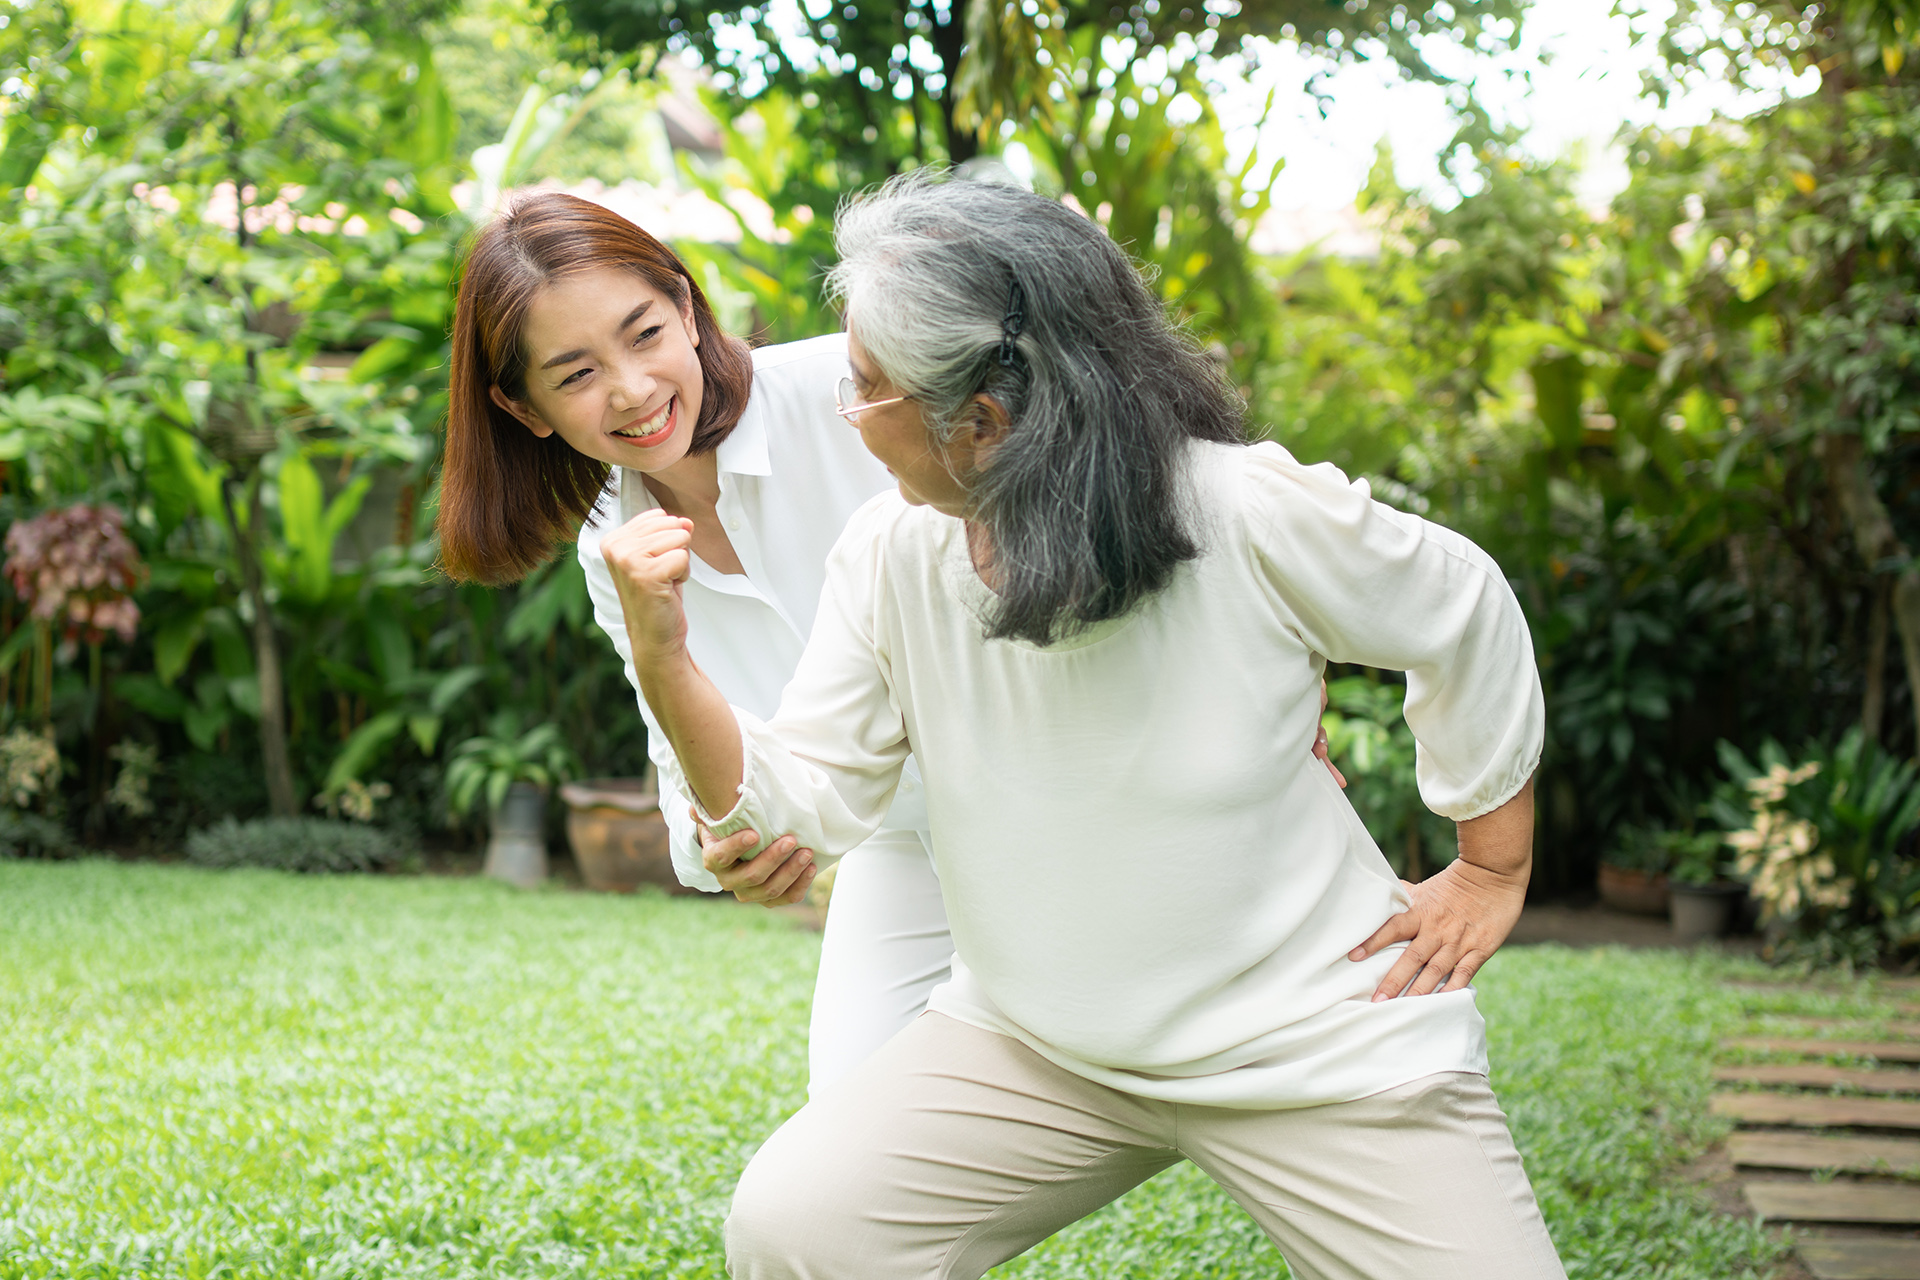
[1209,0,1818,211]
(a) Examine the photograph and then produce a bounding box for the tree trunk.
[1822,433,1920,749]
[221,471,299,816]
[1865,576,1891,742]
[1895,576,1920,751]
[1403,822,1423,883]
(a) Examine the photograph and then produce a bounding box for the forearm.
[634,648,744,821]
[1453,775,1534,884]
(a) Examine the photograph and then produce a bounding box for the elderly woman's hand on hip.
[600,511,696,666]
[1348,777,1535,1001]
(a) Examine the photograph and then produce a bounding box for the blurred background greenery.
[2,0,1918,956]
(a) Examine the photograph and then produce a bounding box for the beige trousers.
[727,1013,1565,1280]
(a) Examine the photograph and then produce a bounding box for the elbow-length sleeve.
[1243,443,1543,821]
[695,499,913,860]
[577,521,720,892]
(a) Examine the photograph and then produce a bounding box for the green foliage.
[1319,676,1455,879]
[1260,0,1920,895]
[184,816,418,874]
[445,713,583,817]
[0,0,650,840]
[1718,731,1920,965]
[0,810,79,859]
[1602,823,1723,883]
[0,861,1786,1278]
[559,0,1528,169]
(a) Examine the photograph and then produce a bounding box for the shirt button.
[727,518,741,531]
[902,780,916,792]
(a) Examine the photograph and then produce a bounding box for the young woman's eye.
[558,367,591,388]
[632,324,662,346]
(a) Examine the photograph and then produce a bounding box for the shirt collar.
[714,402,771,477]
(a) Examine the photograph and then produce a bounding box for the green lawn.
[0,861,1788,1279]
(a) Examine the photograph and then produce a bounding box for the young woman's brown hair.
[437,192,754,584]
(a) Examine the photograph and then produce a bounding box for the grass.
[0,861,1788,1279]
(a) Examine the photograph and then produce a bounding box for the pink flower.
[3,504,147,644]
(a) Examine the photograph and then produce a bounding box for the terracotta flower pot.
[560,777,691,894]
[1597,863,1670,916]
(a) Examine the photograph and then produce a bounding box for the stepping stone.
[1715,1064,1920,1093]
[1725,1038,1920,1063]
[1797,1236,1920,1280]
[1713,1093,1920,1129]
[1745,1181,1920,1223]
[1731,1132,1920,1174]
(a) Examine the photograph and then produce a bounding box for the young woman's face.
[493,267,705,472]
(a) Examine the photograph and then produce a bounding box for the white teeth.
[614,399,672,438]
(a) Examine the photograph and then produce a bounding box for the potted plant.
[560,770,691,894]
[1666,831,1742,943]
[446,714,579,889]
[1597,825,1672,916]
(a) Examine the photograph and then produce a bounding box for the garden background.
[6,0,1920,1275]
[6,0,1919,954]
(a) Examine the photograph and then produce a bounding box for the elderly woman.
[602,175,1564,1280]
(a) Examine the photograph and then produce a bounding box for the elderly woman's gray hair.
[828,173,1245,646]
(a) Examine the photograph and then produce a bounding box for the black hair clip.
[997,279,1026,367]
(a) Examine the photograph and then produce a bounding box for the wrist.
[634,643,695,692]
[1447,853,1530,893]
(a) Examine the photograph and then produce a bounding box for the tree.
[2,0,461,814]
[1626,0,1920,748]
[558,0,1528,173]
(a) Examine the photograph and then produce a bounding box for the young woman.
[436,191,953,1094]
[603,176,1564,1279]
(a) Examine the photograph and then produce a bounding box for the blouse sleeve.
[577,518,721,893]
[693,497,912,860]
[1243,442,1544,821]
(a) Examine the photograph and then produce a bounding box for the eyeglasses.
[834,376,910,424]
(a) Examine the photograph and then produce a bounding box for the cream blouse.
[691,440,1544,1108]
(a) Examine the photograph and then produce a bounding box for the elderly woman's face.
[491,267,705,474]
[845,331,982,518]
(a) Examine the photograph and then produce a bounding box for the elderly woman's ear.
[960,393,1012,466]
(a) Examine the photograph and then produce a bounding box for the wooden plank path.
[1713,1093,1920,1129]
[1715,1064,1920,1093]
[1724,1037,1920,1063]
[1795,1239,1920,1280]
[1730,1132,1920,1175]
[1746,1183,1920,1223]
[1718,980,1920,1280]
[1778,1020,1920,1040]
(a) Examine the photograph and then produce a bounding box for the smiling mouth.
[611,397,676,447]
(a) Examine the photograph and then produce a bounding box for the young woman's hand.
[600,511,696,668]
[697,813,819,906]
[1314,679,1346,788]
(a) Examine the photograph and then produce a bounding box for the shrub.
[0,812,80,860]
[184,818,418,875]
[1716,732,1920,967]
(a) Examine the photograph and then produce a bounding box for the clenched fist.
[600,511,696,669]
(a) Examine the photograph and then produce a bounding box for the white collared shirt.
[577,332,928,891]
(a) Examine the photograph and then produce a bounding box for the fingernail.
[1348,948,1364,960]
[1372,992,1388,1002]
